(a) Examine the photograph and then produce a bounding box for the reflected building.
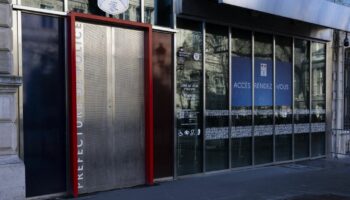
[21,0,63,10]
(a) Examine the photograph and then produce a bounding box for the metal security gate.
[69,13,153,197]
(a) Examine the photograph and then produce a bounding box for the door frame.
[68,12,153,197]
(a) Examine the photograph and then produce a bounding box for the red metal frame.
[68,12,153,198]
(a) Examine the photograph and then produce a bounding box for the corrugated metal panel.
[114,27,145,187]
[77,22,145,193]
[80,22,113,193]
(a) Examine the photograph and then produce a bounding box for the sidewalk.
[68,158,350,200]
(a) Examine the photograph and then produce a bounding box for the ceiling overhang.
[219,0,350,32]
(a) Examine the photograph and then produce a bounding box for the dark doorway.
[153,31,174,178]
[22,13,67,197]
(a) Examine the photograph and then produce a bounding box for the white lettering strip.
[311,123,326,132]
[75,22,85,192]
[294,123,310,134]
[206,110,229,116]
[202,123,324,139]
[205,127,229,140]
[231,110,253,116]
[254,125,274,136]
[294,109,310,115]
[275,124,293,135]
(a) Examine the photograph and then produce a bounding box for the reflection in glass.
[113,0,141,22]
[68,0,141,21]
[294,39,310,159]
[254,33,273,165]
[153,31,174,178]
[205,24,229,171]
[345,49,350,128]
[275,36,293,161]
[231,29,252,167]
[68,0,105,15]
[311,42,326,156]
[22,0,63,11]
[144,0,173,27]
[22,13,66,197]
[176,19,203,175]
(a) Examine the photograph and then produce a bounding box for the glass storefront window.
[294,39,311,159]
[113,0,141,22]
[275,36,293,161]
[68,0,105,15]
[174,20,327,175]
[311,42,326,156]
[144,0,173,27]
[22,13,66,197]
[153,31,174,178]
[205,24,229,171]
[21,0,63,11]
[68,1,141,21]
[231,28,252,167]
[176,19,203,175]
[253,33,273,165]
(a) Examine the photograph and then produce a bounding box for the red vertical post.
[68,13,79,198]
[145,27,154,185]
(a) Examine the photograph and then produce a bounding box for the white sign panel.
[98,0,129,15]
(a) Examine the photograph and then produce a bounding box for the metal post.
[292,37,295,160]
[273,35,276,162]
[141,0,145,23]
[173,0,177,178]
[202,21,206,173]
[63,12,71,193]
[64,0,68,13]
[252,31,255,166]
[309,41,312,158]
[228,26,232,169]
[17,10,24,159]
[324,43,329,156]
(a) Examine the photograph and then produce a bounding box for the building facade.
[0,0,349,199]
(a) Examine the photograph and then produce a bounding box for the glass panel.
[22,13,66,197]
[144,0,173,27]
[275,36,293,161]
[113,0,141,22]
[294,39,310,159]
[311,42,326,156]
[176,19,203,175]
[327,0,350,7]
[205,24,229,171]
[68,1,141,21]
[68,0,106,15]
[231,28,252,167]
[153,31,174,178]
[22,0,63,11]
[254,33,273,165]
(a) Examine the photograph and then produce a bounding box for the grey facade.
[0,0,25,199]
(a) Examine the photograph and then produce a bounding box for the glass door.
[22,13,67,197]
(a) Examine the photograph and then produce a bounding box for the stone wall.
[0,0,26,199]
[330,30,350,158]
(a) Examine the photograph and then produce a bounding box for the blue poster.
[231,57,252,106]
[275,61,292,106]
[231,57,292,107]
[254,59,273,106]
